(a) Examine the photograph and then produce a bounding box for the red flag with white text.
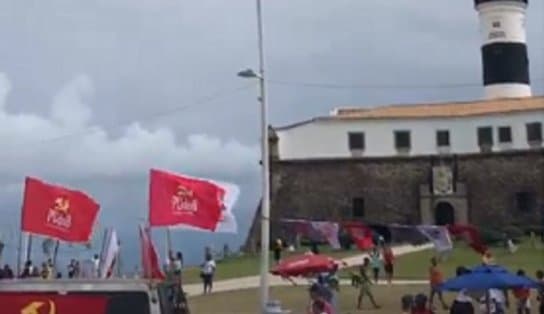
[21,177,100,243]
[139,224,165,280]
[148,169,225,230]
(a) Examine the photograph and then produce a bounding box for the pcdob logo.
[21,300,56,314]
[46,196,72,230]
[171,185,198,213]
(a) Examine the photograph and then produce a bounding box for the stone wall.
[244,149,544,250]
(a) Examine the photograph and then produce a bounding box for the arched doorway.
[434,202,455,226]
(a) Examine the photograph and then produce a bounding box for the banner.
[343,222,374,250]
[310,221,341,249]
[0,294,108,314]
[448,224,488,255]
[416,225,453,252]
[148,169,225,231]
[21,177,100,243]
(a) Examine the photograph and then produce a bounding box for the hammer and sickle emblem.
[21,300,56,314]
[53,197,70,213]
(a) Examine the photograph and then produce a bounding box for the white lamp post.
[237,0,270,312]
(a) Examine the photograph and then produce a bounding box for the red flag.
[447,224,488,255]
[343,222,375,250]
[139,224,165,280]
[148,169,225,230]
[21,177,100,243]
[0,293,108,314]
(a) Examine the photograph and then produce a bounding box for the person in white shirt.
[92,254,100,278]
[201,253,216,294]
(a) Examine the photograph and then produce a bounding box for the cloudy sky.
[0,0,542,267]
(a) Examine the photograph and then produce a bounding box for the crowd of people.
[304,243,544,314]
[0,254,102,280]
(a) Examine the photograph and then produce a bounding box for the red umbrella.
[270,253,342,278]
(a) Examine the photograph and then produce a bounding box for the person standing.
[513,270,531,314]
[92,254,100,278]
[201,253,216,294]
[369,247,382,284]
[273,238,283,264]
[429,257,449,310]
[307,284,334,314]
[2,264,13,279]
[382,244,395,285]
[356,258,380,310]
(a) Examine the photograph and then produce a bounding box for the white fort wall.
[276,111,543,160]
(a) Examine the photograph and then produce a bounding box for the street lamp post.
[237,0,270,312]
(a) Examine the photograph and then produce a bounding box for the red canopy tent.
[270,254,344,278]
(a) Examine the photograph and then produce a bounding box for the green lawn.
[189,284,541,314]
[183,246,360,284]
[183,240,543,284]
[391,240,543,280]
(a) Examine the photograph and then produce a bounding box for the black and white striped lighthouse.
[475,0,531,99]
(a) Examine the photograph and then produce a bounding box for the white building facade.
[275,97,544,160]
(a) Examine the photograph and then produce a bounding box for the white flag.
[169,177,240,234]
[99,228,120,278]
[416,225,453,252]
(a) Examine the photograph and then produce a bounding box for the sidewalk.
[184,243,432,297]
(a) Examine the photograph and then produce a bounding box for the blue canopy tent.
[439,265,539,314]
[439,265,539,291]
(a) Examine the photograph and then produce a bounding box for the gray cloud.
[0,0,542,264]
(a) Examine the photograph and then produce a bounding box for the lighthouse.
[475,0,531,99]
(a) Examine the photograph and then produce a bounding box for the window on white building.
[394,130,411,151]
[477,126,493,147]
[526,122,542,144]
[352,197,365,218]
[348,132,365,150]
[498,126,512,143]
[436,130,450,147]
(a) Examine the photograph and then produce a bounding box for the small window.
[477,126,493,146]
[352,198,365,218]
[526,122,542,142]
[516,192,535,212]
[498,126,512,143]
[348,132,365,150]
[394,130,411,150]
[436,130,450,147]
[492,21,501,28]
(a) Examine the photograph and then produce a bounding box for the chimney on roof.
[475,0,531,99]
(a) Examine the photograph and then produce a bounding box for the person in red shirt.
[429,257,449,310]
[382,244,394,285]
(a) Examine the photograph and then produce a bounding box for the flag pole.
[25,234,33,264]
[165,228,172,261]
[16,230,23,275]
[52,240,60,271]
